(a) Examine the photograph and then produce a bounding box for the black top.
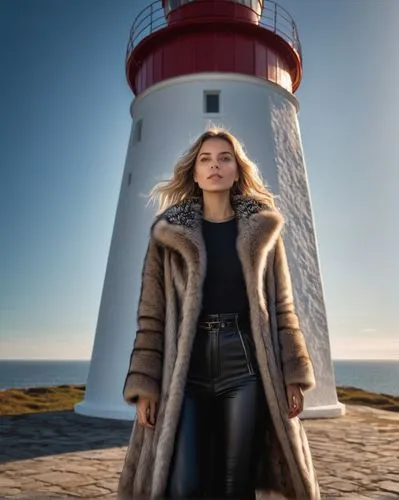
[199,217,250,317]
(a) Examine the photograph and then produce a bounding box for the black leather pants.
[166,312,265,499]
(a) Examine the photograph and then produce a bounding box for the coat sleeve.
[273,235,316,392]
[122,237,165,405]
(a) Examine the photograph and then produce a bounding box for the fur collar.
[152,194,278,228]
[150,194,285,275]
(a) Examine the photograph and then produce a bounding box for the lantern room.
[162,0,264,24]
[126,0,303,95]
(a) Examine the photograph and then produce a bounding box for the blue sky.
[1,0,398,360]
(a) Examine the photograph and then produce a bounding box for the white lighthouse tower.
[75,0,345,420]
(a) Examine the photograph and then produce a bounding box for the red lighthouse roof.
[126,0,302,96]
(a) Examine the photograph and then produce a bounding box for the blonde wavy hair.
[146,126,277,215]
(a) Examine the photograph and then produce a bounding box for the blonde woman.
[117,127,320,500]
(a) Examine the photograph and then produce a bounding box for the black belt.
[197,312,251,331]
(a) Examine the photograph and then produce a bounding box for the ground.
[1,386,399,498]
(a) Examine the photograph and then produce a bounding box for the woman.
[117,127,320,500]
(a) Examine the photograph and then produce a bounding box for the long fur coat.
[117,194,320,500]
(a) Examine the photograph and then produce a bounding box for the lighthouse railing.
[259,2,302,59]
[126,0,302,62]
[127,1,166,58]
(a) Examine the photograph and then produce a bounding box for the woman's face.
[193,138,239,193]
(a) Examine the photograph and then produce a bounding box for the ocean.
[0,359,398,397]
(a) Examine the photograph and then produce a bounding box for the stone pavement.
[1,404,399,499]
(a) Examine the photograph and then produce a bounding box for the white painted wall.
[75,73,344,420]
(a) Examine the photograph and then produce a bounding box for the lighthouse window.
[167,0,179,11]
[236,0,260,7]
[204,91,220,113]
[166,0,195,13]
[133,119,142,143]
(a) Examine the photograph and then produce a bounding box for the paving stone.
[354,494,380,500]
[364,493,398,499]
[0,477,17,488]
[21,485,74,495]
[77,484,113,496]
[341,471,372,481]
[1,405,399,498]
[3,469,34,478]
[376,456,399,463]
[377,481,399,494]
[49,465,102,474]
[321,480,360,492]
[17,479,55,490]
[0,488,21,495]
[94,479,120,492]
[33,471,97,487]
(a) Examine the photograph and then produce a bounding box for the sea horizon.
[0,359,398,397]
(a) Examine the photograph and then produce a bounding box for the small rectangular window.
[204,91,220,113]
[133,119,142,143]
[128,172,132,186]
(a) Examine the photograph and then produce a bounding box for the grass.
[336,386,399,413]
[0,384,398,416]
[0,384,86,415]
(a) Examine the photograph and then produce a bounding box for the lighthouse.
[75,0,345,420]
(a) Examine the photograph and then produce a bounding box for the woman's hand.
[136,397,157,429]
[286,383,304,419]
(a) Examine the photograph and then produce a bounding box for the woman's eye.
[199,156,231,162]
